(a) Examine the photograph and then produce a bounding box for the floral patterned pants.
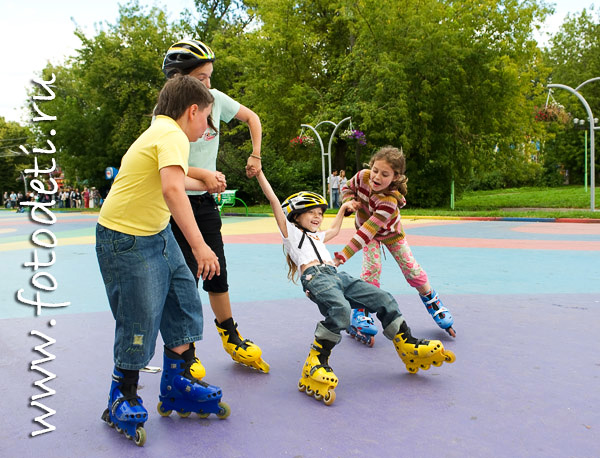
[360,238,428,288]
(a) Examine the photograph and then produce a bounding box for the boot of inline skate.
[420,288,456,337]
[157,345,230,419]
[298,339,338,405]
[393,321,456,374]
[346,308,378,346]
[215,318,270,373]
[101,368,148,447]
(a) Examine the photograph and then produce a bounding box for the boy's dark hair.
[155,75,217,131]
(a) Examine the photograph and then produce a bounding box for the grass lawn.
[222,185,600,219]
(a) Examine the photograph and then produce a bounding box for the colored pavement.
[1,210,599,457]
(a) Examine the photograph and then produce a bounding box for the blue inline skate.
[101,368,148,447]
[157,345,230,419]
[346,308,378,347]
[420,289,456,337]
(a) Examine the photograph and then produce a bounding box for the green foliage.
[29,2,181,188]
[0,117,33,196]
[543,6,600,186]
[19,0,589,209]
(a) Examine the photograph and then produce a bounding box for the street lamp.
[573,117,599,193]
[300,117,351,208]
[548,81,597,211]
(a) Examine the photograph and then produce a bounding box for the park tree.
[31,3,181,189]
[0,117,33,199]
[233,0,551,205]
[543,6,600,186]
[24,0,560,206]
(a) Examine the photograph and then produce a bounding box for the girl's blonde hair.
[368,146,408,196]
[285,251,299,283]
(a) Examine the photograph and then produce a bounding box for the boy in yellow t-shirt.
[96,76,229,446]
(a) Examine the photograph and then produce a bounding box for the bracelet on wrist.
[250,154,261,160]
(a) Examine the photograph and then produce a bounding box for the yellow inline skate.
[393,322,456,374]
[215,318,270,373]
[298,339,338,406]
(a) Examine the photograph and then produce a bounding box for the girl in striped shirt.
[335,146,456,339]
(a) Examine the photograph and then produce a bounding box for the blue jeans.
[300,265,404,345]
[331,188,340,208]
[95,224,203,370]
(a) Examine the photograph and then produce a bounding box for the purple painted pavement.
[2,292,599,457]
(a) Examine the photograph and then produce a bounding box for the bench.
[213,189,248,216]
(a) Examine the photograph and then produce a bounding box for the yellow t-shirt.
[99,116,189,236]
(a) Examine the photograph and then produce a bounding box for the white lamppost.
[301,117,351,207]
[548,81,597,211]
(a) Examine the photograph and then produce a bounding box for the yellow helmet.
[282,192,328,222]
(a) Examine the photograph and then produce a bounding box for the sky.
[0,0,596,124]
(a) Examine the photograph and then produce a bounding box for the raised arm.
[323,201,352,243]
[255,170,288,238]
[235,104,263,177]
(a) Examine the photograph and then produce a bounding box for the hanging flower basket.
[534,103,570,124]
[290,135,315,148]
[340,129,367,145]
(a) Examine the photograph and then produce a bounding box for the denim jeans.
[331,188,340,208]
[300,264,404,345]
[95,224,203,370]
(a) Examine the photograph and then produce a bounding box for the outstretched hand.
[340,200,359,216]
[246,156,262,178]
[246,165,259,178]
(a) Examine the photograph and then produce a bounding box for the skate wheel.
[367,337,375,348]
[446,327,456,338]
[314,393,323,401]
[216,402,231,419]
[298,381,306,392]
[323,390,336,406]
[406,366,419,374]
[134,426,146,447]
[306,387,314,396]
[432,360,443,367]
[443,350,456,363]
[257,360,271,374]
[177,410,191,418]
[197,412,210,419]
[115,425,122,433]
[101,408,112,426]
[157,402,172,417]
[420,364,431,371]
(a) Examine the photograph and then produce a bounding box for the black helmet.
[162,39,216,78]
[281,192,328,222]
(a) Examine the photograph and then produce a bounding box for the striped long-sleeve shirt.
[336,169,406,263]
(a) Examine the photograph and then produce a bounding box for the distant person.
[83,187,90,208]
[327,170,340,208]
[339,170,347,192]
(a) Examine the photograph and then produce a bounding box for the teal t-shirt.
[187,88,240,195]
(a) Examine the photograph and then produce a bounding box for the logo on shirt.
[202,130,216,142]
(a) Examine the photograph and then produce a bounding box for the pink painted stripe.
[223,229,600,251]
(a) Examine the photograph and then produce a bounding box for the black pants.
[170,193,228,293]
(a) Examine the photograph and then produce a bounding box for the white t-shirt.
[327,174,340,189]
[280,219,333,268]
